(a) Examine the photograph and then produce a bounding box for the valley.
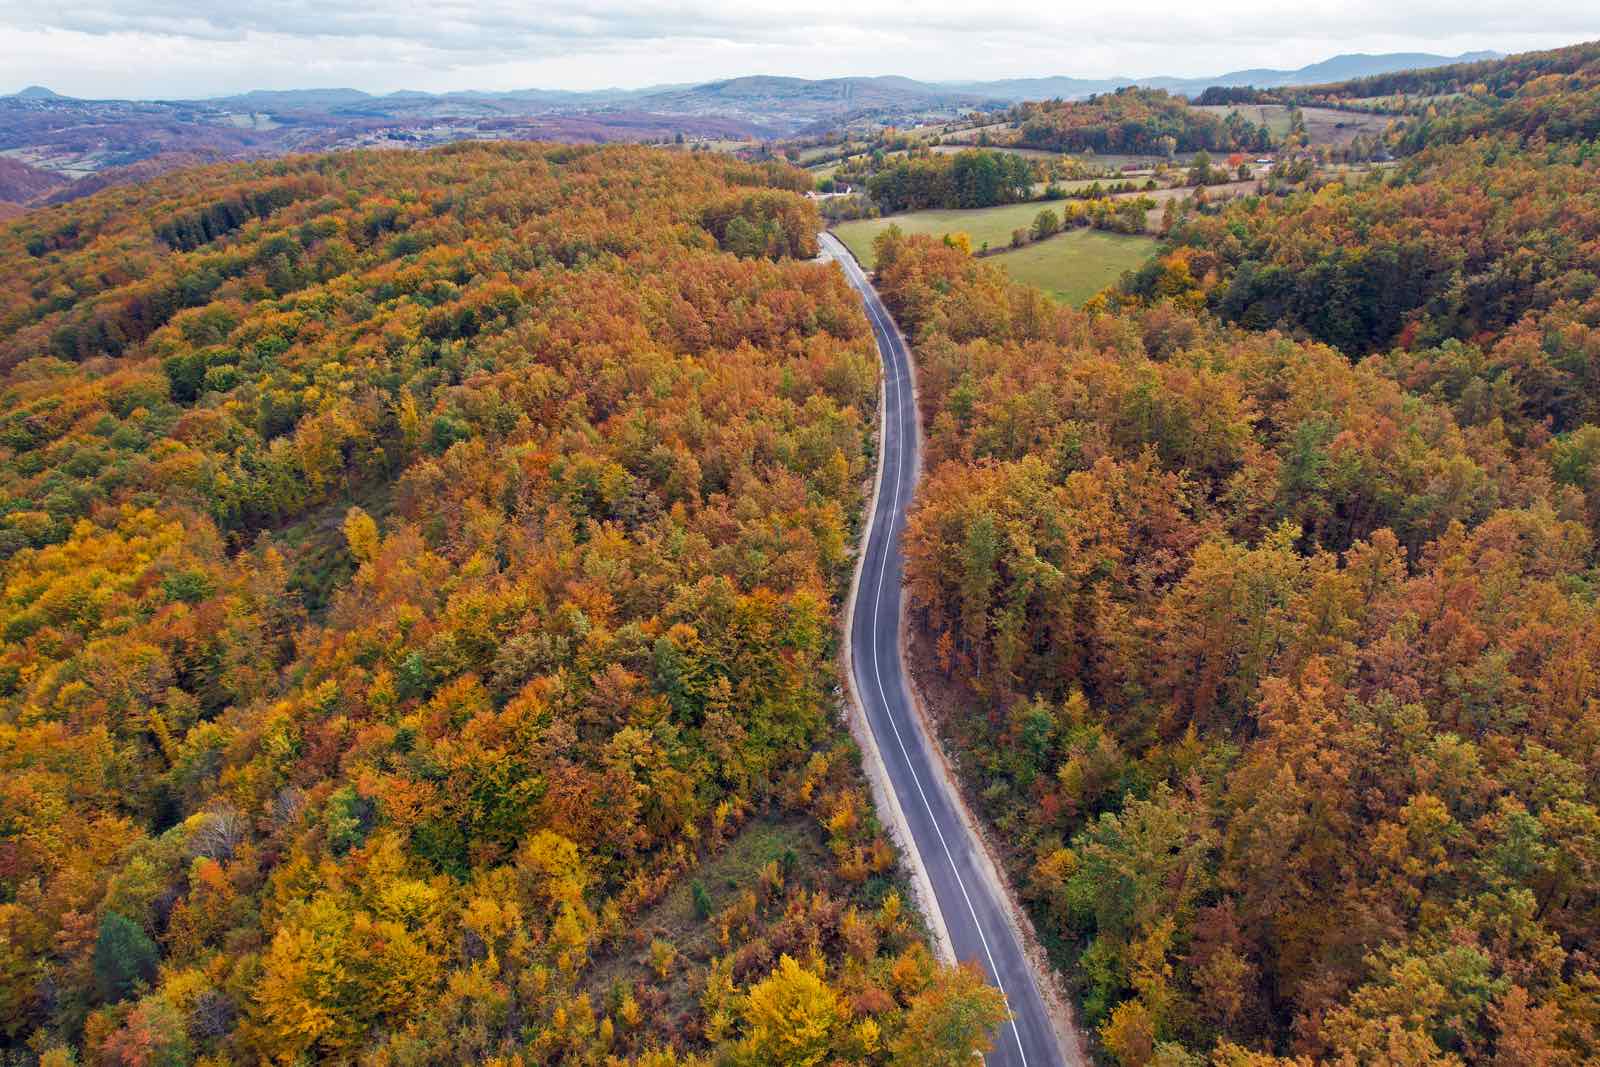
[2,31,1599,1067]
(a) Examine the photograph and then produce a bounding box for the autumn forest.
[2,33,1600,1067]
[0,145,1010,1065]
[883,38,1600,1067]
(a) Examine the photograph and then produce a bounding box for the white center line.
[829,235,1032,1067]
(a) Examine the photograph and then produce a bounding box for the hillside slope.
[861,39,1600,1066]
[626,75,998,133]
[0,155,66,204]
[944,50,1501,102]
[0,144,1008,1065]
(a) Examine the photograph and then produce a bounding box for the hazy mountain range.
[0,49,1498,213]
[11,49,1500,118]
[198,75,1000,131]
[941,50,1503,102]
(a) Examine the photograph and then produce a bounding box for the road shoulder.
[824,232,1087,1065]
[821,237,957,966]
[902,622,1090,1065]
[887,278,1091,1067]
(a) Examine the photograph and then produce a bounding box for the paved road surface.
[821,231,1069,1067]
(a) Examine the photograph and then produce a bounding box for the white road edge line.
[836,237,1032,1067]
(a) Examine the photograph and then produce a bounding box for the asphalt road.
[821,231,1069,1067]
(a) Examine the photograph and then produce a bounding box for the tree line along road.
[820,230,1080,1067]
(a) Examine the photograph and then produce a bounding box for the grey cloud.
[26,0,1596,48]
[2,0,1593,97]
[34,0,821,50]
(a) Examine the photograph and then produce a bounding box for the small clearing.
[989,229,1158,305]
[581,816,835,1031]
[833,201,1086,265]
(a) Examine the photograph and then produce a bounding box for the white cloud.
[0,0,1593,98]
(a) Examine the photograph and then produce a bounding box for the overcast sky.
[2,1,1594,99]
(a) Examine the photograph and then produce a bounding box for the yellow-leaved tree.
[738,954,841,1066]
[890,960,1009,1067]
[342,506,380,564]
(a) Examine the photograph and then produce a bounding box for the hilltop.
[940,49,1501,101]
[0,47,1505,214]
[0,140,1015,1065]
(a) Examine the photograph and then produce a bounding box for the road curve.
[821,231,1070,1067]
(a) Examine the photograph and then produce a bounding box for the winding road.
[821,231,1074,1067]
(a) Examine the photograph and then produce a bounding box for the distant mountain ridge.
[7,49,1503,114]
[0,156,66,202]
[614,75,994,132]
[197,76,991,130]
[211,84,694,111]
[0,46,1516,212]
[941,50,1503,102]
[191,51,1505,113]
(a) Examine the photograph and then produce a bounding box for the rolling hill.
[619,75,996,132]
[0,155,65,202]
[0,48,1511,210]
[943,49,1502,101]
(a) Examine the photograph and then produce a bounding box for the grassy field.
[928,143,1063,160]
[1194,103,1391,147]
[1297,106,1392,147]
[1195,103,1297,138]
[797,143,855,164]
[833,201,1087,265]
[939,121,1012,143]
[832,206,1157,306]
[990,228,1158,305]
[685,138,753,154]
[580,817,845,1024]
